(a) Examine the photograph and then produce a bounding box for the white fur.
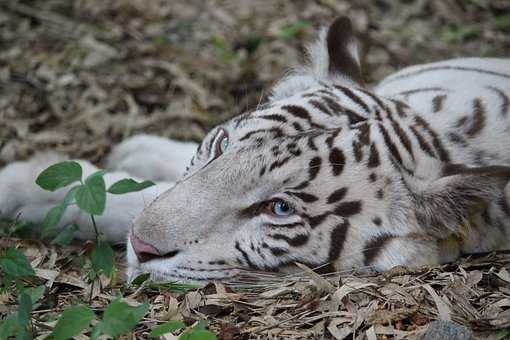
[0,135,196,243]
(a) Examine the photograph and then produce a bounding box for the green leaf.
[17,292,32,329]
[183,329,217,340]
[130,272,151,286]
[496,14,510,31]
[50,305,95,340]
[51,224,79,245]
[150,320,186,337]
[107,179,155,195]
[41,186,80,238]
[22,285,45,304]
[75,173,106,215]
[496,329,510,340]
[41,205,66,237]
[99,298,149,337]
[0,248,35,278]
[0,314,19,339]
[90,241,115,277]
[89,324,103,340]
[36,161,82,192]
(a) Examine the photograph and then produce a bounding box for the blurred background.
[0,0,508,166]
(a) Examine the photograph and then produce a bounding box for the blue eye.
[271,199,294,216]
[220,136,229,153]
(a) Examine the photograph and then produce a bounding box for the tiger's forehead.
[228,83,371,136]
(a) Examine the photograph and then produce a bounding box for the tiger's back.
[376,57,510,166]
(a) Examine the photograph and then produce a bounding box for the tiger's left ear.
[305,16,364,87]
[323,16,364,86]
[270,16,364,102]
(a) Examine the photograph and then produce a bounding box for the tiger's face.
[126,93,435,282]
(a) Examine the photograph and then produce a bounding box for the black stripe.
[286,191,319,203]
[292,181,309,190]
[389,99,409,118]
[487,86,509,117]
[269,156,292,171]
[409,126,435,158]
[264,222,304,229]
[466,98,486,137]
[259,114,287,123]
[432,94,447,113]
[270,234,309,247]
[414,116,450,162]
[344,108,366,124]
[328,220,350,262]
[352,141,363,162]
[321,95,344,114]
[327,187,348,204]
[358,88,391,114]
[326,128,341,148]
[235,241,257,269]
[363,234,394,266]
[333,201,362,217]
[292,121,304,131]
[308,213,329,228]
[270,247,288,256]
[334,85,370,113]
[396,87,445,97]
[309,157,321,180]
[329,148,345,176]
[378,123,404,165]
[390,119,415,161]
[239,127,283,141]
[309,99,333,116]
[282,105,326,129]
[367,143,380,168]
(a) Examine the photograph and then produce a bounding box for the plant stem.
[90,214,99,243]
[88,274,95,304]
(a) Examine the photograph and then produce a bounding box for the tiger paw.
[106,134,197,182]
[0,153,68,219]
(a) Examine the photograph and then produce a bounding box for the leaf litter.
[1,0,510,338]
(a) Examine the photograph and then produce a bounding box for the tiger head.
[127,17,510,283]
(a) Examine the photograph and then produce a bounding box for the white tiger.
[0,17,509,283]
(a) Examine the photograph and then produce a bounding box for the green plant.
[35,161,155,278]
[150,319,217,340]
[0,161,218,339]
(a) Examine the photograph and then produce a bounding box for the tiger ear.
[411,164,510,237]
[307,16,364,87]
[325,16,364,86]
[269,16,364,102]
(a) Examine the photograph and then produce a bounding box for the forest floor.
[1,0,510,339]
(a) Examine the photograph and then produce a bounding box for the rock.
[422,320,473,340]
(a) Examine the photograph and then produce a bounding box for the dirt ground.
[1,0,510,339]
[1,0,509,165]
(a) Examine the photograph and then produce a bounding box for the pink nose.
[130,231,161,263]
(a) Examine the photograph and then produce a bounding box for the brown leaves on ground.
[4,237,510,339]
[0,0,509,165]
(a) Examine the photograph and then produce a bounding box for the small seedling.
[35,160,155,278]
